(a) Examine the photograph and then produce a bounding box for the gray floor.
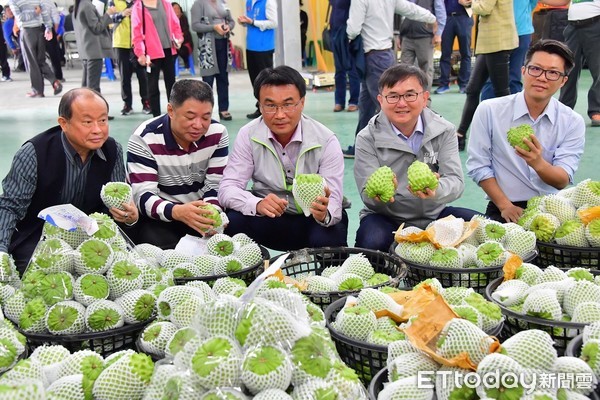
[0,63,598,247]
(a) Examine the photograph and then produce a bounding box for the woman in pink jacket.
[131,0,183,116]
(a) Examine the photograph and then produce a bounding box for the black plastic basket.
[273,247,406,310]
[368,366,388,400]
[174,245,270,286]
[325,295,504,385]
[536,241,600,270]
[325,297,389,384]
[21,319,153,358]
[391,243,536,295]
[486,276,592,354]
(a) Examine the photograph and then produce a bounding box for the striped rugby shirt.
[127,114,229,222]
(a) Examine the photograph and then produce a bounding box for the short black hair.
[253,65,306,100]
[525,39,575,76]
[378,64,428,93]
[169,79,214,107]
[58,88,109,119]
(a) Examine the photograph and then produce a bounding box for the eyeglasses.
[260,99,303,114]
[525,65,566,81]
[382,92,423,104]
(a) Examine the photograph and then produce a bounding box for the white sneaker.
[1,76,12,82]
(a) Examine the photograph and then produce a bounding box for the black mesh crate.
[21,319,153,358]
[536,241,600,270]
[486,276,593,355]
[274,247,406,310]
[368,366,388,400]
[174,245,270,286]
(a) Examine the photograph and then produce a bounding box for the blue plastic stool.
[175,53,195,77]
[101,58,116,81]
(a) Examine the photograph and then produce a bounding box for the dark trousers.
[245,49,273,111]
[355,206,482,252]
[22,26,56,94]
[559,22,600,118]
[481,34,532,101]
[177,45,191,68]
[203,39,230,113]
[129,216,200,249]
[45,27,63,80]
[147,50,176,116]
[457,50,511,136]
[439,14,473,88]
[356,49,395,134]
[116,47,148,108]
[224,209,349,251]
[81,58,103,93]
[485,201,528,223]
[0,26,10,78]
[332,26,360,107]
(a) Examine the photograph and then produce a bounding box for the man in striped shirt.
[0,88,137,274]
[127,79,229,249]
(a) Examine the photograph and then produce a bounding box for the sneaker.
[52,79,63,95]
[246,110,262,119]
[26,90,44,98]
[592,114,600,127]
[121,104,133,115]
[142,100,152,115]
[434,86,450,94]
[1,76,12,82]
[459,86,467,94]
[343,145,355,159]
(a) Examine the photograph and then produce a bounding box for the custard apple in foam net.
[325,360,366,399]
[441,286,475,306]
[190,295,242,339]
[583,321,600,343]
[43,222,88,249]
[515,262,543,285]
[586,219,600,247]
[555,219,589,247]
[132,243,163,265]
[92,352,154,400]
[74,238,114,275]
[106,260,144,300]
[388,352,439,382]
[3,290,27,324]
[492,279,530,307]
[572,179,600,208]
[170,294,206,328]
[501,329,557,371]
[292,174,326,217]
[212,277,247,297]
[46,373,91,400]
[522,288,562,320]
[291,378,342,400]
[73,273,109,306]
[475,241,507,268]
[100,182,133,211]
[186,335,243,389]
[114,289,156,324]
[564,280,600,317]
[378,375,435,400]
[399,241,437,264]
[571,302,600,323]
[553,356,597,395]
[332,304,377,341]
[235,297,311,349]
[436,318,495,365]
[84,299,124,332]
[138,320,179,359]
[45,300,86,335]
[0,380,46,400]
[235,242,264,267]
[534,265,568,285]
[257,288,310,321]
[476,353,525,400]
[357,288,403,315]
[253,389,293,400]
[365,165,396,202]
[156,285,205,320]
[29,238,74,274]
[504,229,537,259]
[165,327,199,358]
[541,194,577,223]
[159,249,192,269]
[241,345,293,395]
[19,297,48,334]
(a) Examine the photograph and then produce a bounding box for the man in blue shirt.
[466,40,585,223]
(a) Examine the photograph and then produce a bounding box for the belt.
[569,14,600,28]
[448,12,466,16]
[365,48,392,55]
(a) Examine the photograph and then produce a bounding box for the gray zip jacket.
[354,107,464,229]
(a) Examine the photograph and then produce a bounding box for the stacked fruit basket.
[486,265,600,353]
[273,247,406,310]
[516,179,600,269]
[392,216,537,294]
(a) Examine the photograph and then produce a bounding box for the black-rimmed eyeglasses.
[525,65,566,81]
[382,92,423,104]
[260,99,303,114]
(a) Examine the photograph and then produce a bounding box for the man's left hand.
[44,29,53,41]
[310,186,331,223]
[110,201,139,225]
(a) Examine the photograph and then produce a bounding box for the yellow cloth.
[472,0,518,54]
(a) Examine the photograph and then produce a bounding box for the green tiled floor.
[0,67,598,246]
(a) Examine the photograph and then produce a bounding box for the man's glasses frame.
[525,65,566,81]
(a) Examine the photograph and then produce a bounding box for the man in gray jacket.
[354,64,478,251]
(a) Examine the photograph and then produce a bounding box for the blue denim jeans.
[438,14,473,88]
[333,36,360,107]
[224,209,349,251]
[481,34,531,101]
[355,49,395,134]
